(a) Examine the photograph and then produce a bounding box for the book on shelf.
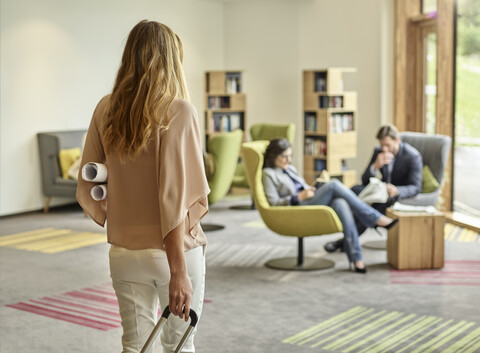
[304,138,327,156]
[230,113,241,131]
[225,73,241,94]
[211,113,243,132]
[304,113,317,132]
[318,95,344,109]
[208,96,231,109]
[314,72,327,92]
[314,159,327,172]
[329,113,354,133]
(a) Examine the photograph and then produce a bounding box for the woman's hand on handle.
[169,270,193,322]
[164,220,193,322]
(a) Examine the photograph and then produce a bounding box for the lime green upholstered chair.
[202,129,243,231]
[250,123,295,144]
[241,140,343,270]
[231,123,296,209]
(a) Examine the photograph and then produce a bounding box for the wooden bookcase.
[204,71,246,148]
[303,68,357,187]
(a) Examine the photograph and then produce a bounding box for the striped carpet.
[283,306,480,353]
[0,227,106,253]
[205,242,292,267]
[5,284,212,331]
[445,224,480,243]
[6,283,120,331]
[390,260,480,286]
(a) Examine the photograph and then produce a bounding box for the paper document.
[391,203,437,214]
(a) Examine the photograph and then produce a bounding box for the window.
[453,0,480,217]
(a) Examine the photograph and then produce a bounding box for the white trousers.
[109,245,206,353]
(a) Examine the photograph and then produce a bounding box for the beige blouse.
[76,95,210,251]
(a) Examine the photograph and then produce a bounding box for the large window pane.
[454,0,480,217]
[425,32,437,135]
[422,0,438,14]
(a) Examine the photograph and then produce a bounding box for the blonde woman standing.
[77,20,209,353]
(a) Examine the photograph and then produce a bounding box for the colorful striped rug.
[6,283,120,330]
[0,227,106,253]
[445,224,479,243]
[284,306,480,352]
[390,260,480,286]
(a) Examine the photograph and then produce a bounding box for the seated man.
[325,124,423,253]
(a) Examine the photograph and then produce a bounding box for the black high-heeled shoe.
[373,218,399,235]
[349,262,368,274]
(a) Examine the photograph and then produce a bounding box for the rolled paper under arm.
[90,184,107,201]
[82,162,108,182]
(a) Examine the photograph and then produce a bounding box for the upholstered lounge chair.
[202,129,243,231]
[364,131,451,250]
[37,130,86,212]
[241,140,342,270]
[399,132,451,206]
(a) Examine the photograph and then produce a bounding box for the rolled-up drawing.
[82,162,107,182]
[90,184,107,201]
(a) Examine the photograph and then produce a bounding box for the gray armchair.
[37,130,86,212]
[399,132,451,206]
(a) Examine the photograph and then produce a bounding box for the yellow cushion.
[59,148,81,179]
[422,165,439,193]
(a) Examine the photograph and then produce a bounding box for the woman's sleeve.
[76,100,107,227]
[262,170,291,206]
[158,101,210,240]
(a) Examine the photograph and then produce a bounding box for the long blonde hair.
[103,20,189,160]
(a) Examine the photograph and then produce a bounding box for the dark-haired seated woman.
[262,138,397,273]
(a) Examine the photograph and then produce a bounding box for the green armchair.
[231,123,296,209]
[202,129,243,231]
[241,140,343,270]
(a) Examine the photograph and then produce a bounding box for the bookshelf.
[204,71,246,148]
[303,68,357,187]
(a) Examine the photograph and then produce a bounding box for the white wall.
[223,0,394,174]
[0,0,225,216]
[0,0,394,216]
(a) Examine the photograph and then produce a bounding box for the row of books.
[225,75,241,94]
[304,138,327,157]
[209,113,243,133]
[319,95,343,109]
[330,113,354,133]
[208,96,231,109]
[304,113,354,133]
[304,113,317,132]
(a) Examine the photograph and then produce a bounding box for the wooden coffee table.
[386,208,445,270]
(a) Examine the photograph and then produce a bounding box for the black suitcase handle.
[140,306,198,353]
[161,305,198,327]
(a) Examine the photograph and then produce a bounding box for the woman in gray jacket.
[262,138,397,273]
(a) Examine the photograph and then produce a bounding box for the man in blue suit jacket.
[325,124,423,252]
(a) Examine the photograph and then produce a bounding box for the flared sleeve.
[158,100,210,241]
[76,97,108,227]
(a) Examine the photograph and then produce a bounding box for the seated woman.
[262,138,398,273]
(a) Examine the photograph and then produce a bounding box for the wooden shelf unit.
[303,68,357,187]
[204,71,246,148]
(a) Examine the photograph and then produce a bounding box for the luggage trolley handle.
[140,306,198,353]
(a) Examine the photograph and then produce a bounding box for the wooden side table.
[386,208,445,270]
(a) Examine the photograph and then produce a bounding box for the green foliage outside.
[455,0,480,146]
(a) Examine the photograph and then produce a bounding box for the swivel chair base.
[265,237,334,271]
[201,223,225,232]
[265,257,335,271]
[229,202,255,211]
[362,240,387,250]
